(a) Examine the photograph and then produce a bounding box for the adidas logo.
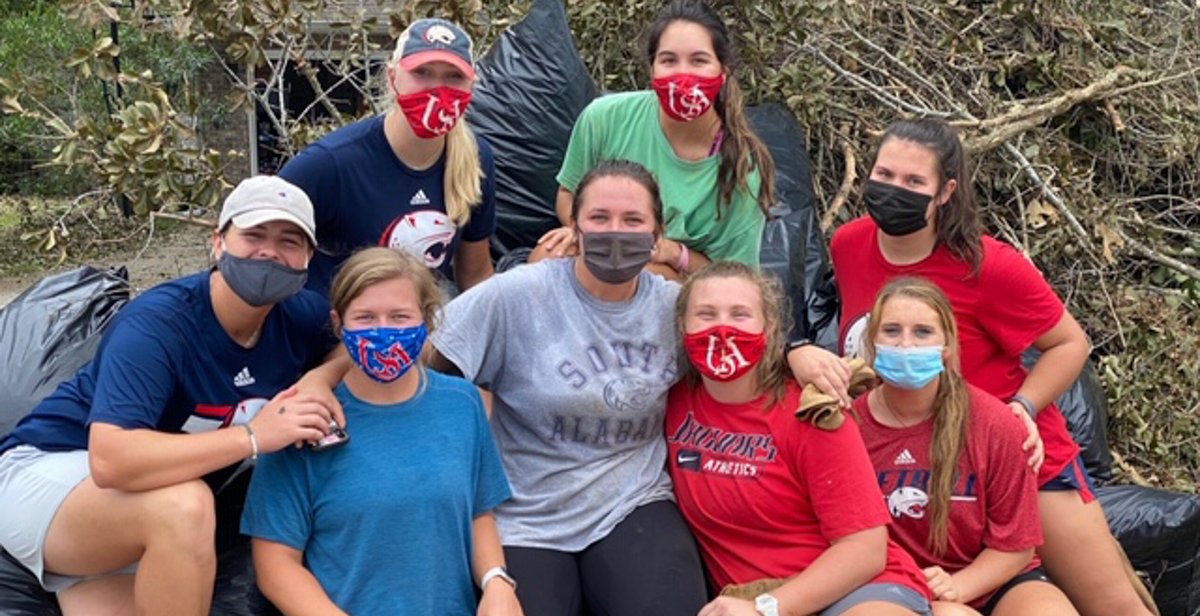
[894,449,917,465]
[410,189,430,206]
[233,367,256,388]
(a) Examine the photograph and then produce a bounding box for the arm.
[292,346,352,426]
[534,188,578,258]
[1016,311,1090,414]
[252,539,349,616]
[926,548,1034,605]
[698,527,887,616]
[455,238,495,291]
[473,513,522,616]
[646,237,712,281]
[89,387,333,492]
[785,344,854,408]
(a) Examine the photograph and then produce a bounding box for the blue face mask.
[873,344,945,389]
[342,324,428,384]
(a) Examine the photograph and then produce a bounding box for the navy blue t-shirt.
[280,116,498,296]
[0,272,332,456]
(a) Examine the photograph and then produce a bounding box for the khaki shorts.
[0,445,137,592]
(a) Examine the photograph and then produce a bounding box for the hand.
[477,578,523,616]
[250,387,336,453]
[923,566,960,602]
[787,344,854,408]
[1009,402,1044,473]
[697,596,762,616]
[536,226,578,258]
[294,369,347,429]
[651,237,683,267]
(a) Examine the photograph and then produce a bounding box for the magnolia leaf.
[1096,223,1125,265]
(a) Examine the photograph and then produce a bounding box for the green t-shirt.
[557,91,765,266]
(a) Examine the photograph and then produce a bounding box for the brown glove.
[719,577,785,601]
[795,357,879,430]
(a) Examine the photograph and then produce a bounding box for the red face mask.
[396,86,472,138]
[651,73,725,122]
[683,325,767,382]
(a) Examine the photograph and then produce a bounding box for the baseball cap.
[218,175,318,247]
[393,18,475,80]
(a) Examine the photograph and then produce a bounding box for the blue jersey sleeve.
[461,136,498,243]
[241,447,314,551]
[87,314,182,430]
[470,389,511,515]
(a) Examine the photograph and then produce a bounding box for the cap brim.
[399,51,476,80]
[230,209,318,247]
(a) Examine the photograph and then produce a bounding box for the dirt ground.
[0,223,212,309]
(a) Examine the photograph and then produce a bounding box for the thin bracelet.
[676,242,691,272]
[242,423,259,462]
[1008,394,1038,418]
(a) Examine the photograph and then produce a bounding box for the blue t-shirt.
[280,116,498,295]
[0,272,331,458]
[241,371,511,616]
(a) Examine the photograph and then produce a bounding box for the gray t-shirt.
[432,258,679,551]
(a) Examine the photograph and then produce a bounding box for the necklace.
[874,388,930,429]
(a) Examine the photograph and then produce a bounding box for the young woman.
[534,0,776,277]
[857,277,1078,616]
[429,159,709,616]
[0,176,337,616]
[667,261,933,616]
[281,17,497,296]
[242,247,519,616]
[792,118,1152,616]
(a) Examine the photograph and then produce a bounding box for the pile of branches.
[536,0,1200,488]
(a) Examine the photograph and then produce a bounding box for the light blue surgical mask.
[873,344,945,389]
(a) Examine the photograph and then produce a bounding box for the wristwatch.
[480,566,517,591]
[786,338,814,353]
[755,592,780,616]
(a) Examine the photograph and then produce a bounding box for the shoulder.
[966,384,1026,443]
[832,216,875,248]
[310,116,383,152]
[641,271,681,306]
[473,131,495,162]
[580,91,656,121]
[275,289,331,328]
[423,371,486,417]
[978,235,1054,289]
[116,273,207,332]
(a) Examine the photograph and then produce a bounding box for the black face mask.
[863,180,934,236]
[217,251,308,307]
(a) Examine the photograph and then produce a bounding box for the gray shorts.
[0,445,137,592]
[820,583,934,616]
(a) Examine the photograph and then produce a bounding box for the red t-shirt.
[855,385,1043,608]
[830,216,1080,484]
[665,380,931,600]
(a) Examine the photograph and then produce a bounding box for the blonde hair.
[380,57,484,228]
[862,277,969,555]
[674,261,792,406]
[329,247,442,334]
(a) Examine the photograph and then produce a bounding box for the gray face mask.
[578,230,655,284]
[217,251,308,307]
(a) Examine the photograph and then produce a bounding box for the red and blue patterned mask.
[342,324,428,383]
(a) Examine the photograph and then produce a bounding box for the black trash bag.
[0,266,130,435]
[468,0,598,255]
[1097,484,1200,616]
[1020,350,1114,482]
[0,549,58,616]
[211,471,278,616]
[746,104,839,349]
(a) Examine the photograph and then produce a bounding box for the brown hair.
[876,118,982,274]
[645,1,777,219]
[862,277,970,555]
[674,260,792,405]
[329,247,442,334]
[571,159,665,233]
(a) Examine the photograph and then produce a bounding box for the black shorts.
[981,567,1051,615]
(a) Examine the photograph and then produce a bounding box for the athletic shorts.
[980,567,1051,615]
[820,583,933,616]
[0,445,137,592]
[1039,453,1097,503]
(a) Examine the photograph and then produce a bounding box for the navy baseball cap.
[393,18,475,80]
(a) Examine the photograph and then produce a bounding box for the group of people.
[0,3,1156,616]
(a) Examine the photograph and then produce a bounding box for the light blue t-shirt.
[241,371,511,616]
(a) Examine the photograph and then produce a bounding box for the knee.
[143,480,215,548]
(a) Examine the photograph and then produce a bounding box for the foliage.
[2,0,1197,487]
